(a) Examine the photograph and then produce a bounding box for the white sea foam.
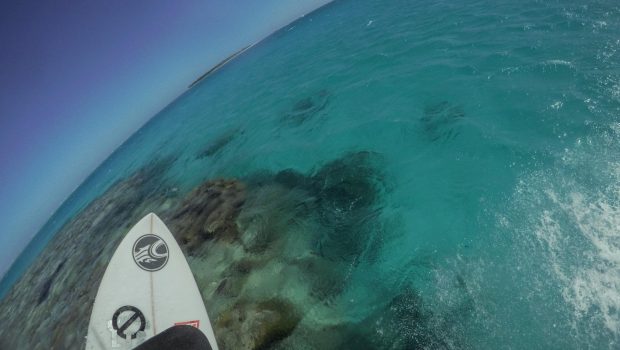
[550,101,564,110]
[545,59,574,67]
[611,83,620,101]
[549,186,620,334]
[514,131,620,338]
[592,20,608,30]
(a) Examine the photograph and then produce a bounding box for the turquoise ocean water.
[2,0,620,348]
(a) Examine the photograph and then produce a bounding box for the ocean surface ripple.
[1,0,619,348]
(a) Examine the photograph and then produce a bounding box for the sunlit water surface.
[1,0,620,348]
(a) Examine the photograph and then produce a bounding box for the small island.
[188,44,255,88]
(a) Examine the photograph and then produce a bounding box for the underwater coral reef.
[0,151,461,349]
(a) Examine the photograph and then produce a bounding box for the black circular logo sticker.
[133,234,169,271]
[112,305,146,339]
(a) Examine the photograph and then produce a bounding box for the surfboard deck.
[85,213,218,350]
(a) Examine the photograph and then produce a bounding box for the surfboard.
[85,213,219,350]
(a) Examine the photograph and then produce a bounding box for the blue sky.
[0,0,331,277]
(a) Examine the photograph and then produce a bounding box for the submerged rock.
[215,298,301,350]
[212,258,264,299]
[229,258,256,275]
[290,255,345,302]
[170,179,246,252]
[237,184,313,254]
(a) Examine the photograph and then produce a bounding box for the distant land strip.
[188,44,254,88]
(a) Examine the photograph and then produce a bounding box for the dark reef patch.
[312,151,382,214]
[341,287,448,350]
[236,183,314,254]
[170,179,246,252]
[281,90,330,126]
[310,151,385,262]
[273,168,313,190]
[196,128,241,159]
[240,151,385,262]
[215,298,301,350]
[228,258,256,276]
[292,254,346,303]
[421,101,465,142]
[37,259,66,305]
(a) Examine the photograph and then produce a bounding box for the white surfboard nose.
[85,212,219,350]
[146,212,163,225]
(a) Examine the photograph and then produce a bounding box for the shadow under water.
[420,101,465,143]
[281,90,330,126]
[196,128,243,159]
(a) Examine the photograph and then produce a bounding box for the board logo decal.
[175,320,200,328]
[133,234,169,271]
[112,305,146,339]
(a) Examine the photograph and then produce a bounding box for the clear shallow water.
[2,0,620,348]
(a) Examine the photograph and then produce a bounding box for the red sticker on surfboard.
[174,320,200,328]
